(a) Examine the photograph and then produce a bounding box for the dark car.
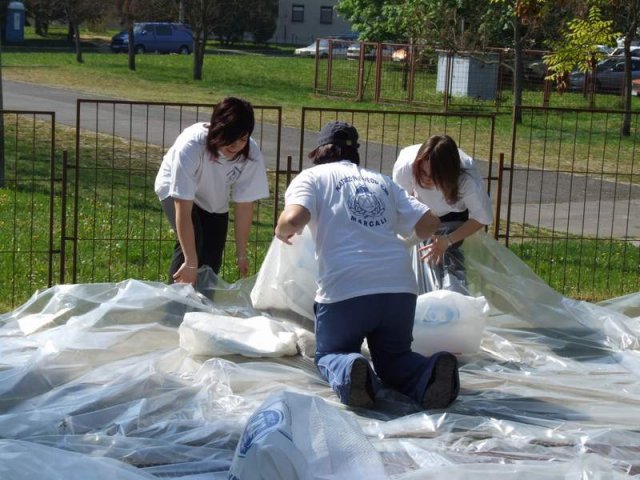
[110,23,193,54]
[569,56,640,94]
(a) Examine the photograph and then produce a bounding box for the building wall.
[271,0,353,46]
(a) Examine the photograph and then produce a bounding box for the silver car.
[293,40,349,58]
[569,56,640,94]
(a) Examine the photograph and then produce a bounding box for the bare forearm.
[415,210,440,240]
[234,202,254,257]
[173,198,198,284]
[275,204,311,244]
[447,219,484,244]
[175,200,197,266]
[234,202,254,277]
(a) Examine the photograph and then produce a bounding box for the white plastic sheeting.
[1,232,640,479]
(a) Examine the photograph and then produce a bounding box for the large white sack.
[413,290,489,356]
[228,390,389,480]
[250,227,317,321]
[179,312,298,358]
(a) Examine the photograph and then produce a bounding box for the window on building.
[292,4,304,23]
[320,6,333,24]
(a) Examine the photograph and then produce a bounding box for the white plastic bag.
[250,227,317,321]
[228,390,389,480]
[179,312,298,358]
[412,290,489,356]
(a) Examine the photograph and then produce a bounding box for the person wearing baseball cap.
[275,121,460,411]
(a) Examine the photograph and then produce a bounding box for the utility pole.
[0,23,5,188]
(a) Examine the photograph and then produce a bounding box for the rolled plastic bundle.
[413,290,489,356]
[228,391,389,480]
[179,312,298,358]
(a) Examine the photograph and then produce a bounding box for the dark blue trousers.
[314,293,441,405]
[161,198,228,283]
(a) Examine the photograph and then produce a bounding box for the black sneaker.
[347,358,375,408]
[422,352,459,410]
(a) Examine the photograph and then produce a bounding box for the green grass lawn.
[1,26,639,311]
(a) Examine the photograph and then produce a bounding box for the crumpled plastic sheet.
[1,233,640,479]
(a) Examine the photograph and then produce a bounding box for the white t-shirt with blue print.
[285,160,429,304]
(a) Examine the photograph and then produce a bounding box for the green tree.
[115,0,178,71]
[544,7,617,88]
[209,0,246,46]
[182,0,218,80]
[58,0,109,63]
[603,0,640,135]
[544,2,639,135]
[23,0,55,35]
[337,0,504,48]
[116,0,140,71]
[247,0,277,45]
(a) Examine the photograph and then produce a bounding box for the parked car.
[632,78,640,96]
[346,43,395,61]
[524,59,548,81]
[609,46,640,57]
[293,40,349,58]
[595,44,614,56]
[110,23,193,54]
[569,56,640,94]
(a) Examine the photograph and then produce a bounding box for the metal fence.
[1,103,638,311]
[315,41,639,112]
[64,100,283,288]
[504,106,640,299]
[0,111,57,310]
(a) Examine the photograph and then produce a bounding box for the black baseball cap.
[317,121,360,148]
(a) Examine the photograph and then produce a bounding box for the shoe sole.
[348,359,375,408]
[422,354,458,410]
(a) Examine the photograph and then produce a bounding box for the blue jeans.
[314,293,441,405]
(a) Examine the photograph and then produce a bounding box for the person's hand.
[173,263,198,285]
[419,235,451,265]
[237,256,250,277]
[274,227,294,245]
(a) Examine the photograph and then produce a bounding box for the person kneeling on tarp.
[275,121,460,410]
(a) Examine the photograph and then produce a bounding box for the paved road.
[4,79,639,238]
[2,79,306,169]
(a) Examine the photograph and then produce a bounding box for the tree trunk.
[35,17,48,36]
[127,25,136,71]
[0,38,5,188]
[193,31,207,81]
[73,21,83,64]
[513,17,523,124]
[621,36,633,136]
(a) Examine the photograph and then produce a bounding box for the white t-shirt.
[392,144,493,225]
[154,122,269,213]
[285,160,429,304]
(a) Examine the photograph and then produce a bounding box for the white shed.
[437,52,499,101]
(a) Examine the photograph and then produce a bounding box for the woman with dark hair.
[155,97,269,285]
[275,121,460,410]
[393,134,493,294]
